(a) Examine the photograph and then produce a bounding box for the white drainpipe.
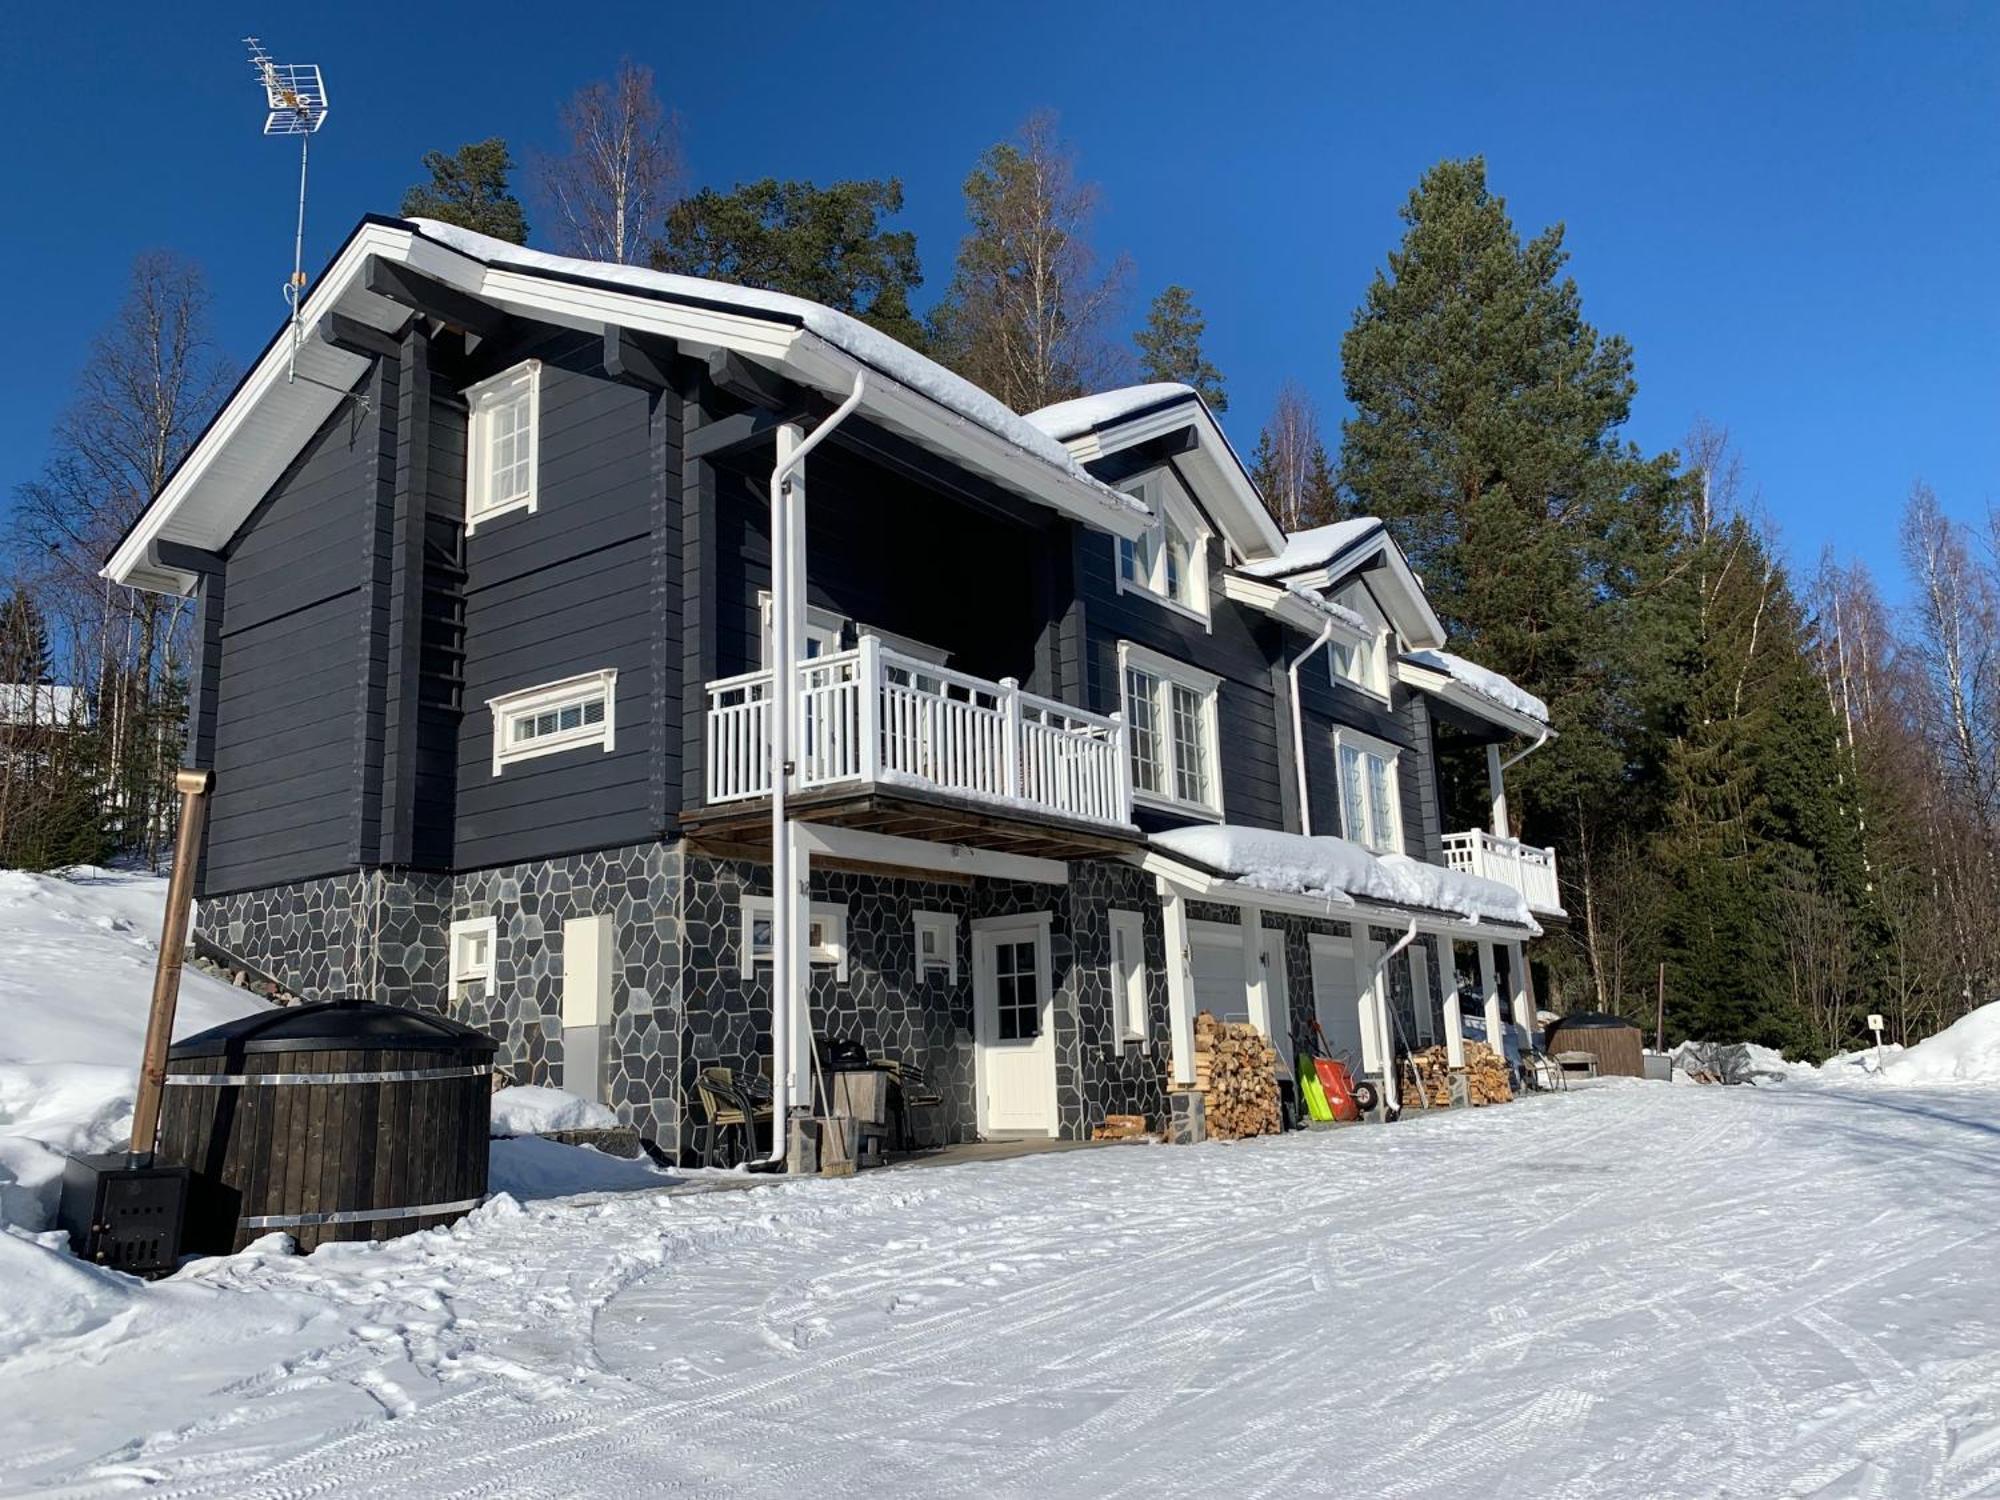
[761,369,867,1168]
[1488,726,1551,838]
[1368,918,1420,1112]
[1287,622,1337,836]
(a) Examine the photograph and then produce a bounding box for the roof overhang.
[1046,391,1288,564]
[1395,657,1554,743]
[107,218,1155,595]
[1131,846,1538,942]
[1217,572,1372,642]
[1269,524,1446,651]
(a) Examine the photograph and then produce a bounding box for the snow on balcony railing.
[705,636,1132,828]
[1441,829,1564,915]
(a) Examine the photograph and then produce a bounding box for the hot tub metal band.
[238,1196,488,1230]
[160,1064,494,1087]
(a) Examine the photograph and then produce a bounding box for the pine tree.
[1134,285,1226,410]
[656,178,925,346]
[401,139,529,244]
[928,111,1129,410]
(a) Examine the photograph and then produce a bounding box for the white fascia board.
[104,221,414,592]
[1130,848,1532,940]
[796,822,1069,886]
[1286,533,1447,651]
[1056,397,1286,561]
[1218,574,1374,641]
[1393,660,1555,742]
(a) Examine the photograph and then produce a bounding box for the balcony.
[698,636,1135,851]
[1442,829,1565,918]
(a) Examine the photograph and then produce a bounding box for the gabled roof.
[1025,383,1288,564]
[107,216,1155,594]
[1238,517,1445,651]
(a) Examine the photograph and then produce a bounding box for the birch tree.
[538,61,682,265]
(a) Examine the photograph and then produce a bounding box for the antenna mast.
[245,38,330,381]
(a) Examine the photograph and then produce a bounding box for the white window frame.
[1108,907,1149,1050]
[464,359,542,532]
[1330,582,1393,701]
[757,591,845,667]
[488,669,617,775]
[1116,473,1211,625]
[1333,725,1404,854]
[1118,641,1223,819]
[914,910,959,984]
[448,916,497,1008]
[740,896,849,981]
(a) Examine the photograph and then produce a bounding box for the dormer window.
[1116,474,1209,622]
[465,360,542,531]
[1330,583,1392,698]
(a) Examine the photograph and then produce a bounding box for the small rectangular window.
[449,917,497,1008]
[465,360,541,530]
[741,897,848,980]
[488,670,616,774]
[914,910,959,983]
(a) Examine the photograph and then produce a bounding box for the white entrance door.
[972,916,1057,1135]
[1309,933,1368,1072]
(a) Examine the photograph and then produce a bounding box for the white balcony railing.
[1442,829,1565,915]
[705,635,1133,829]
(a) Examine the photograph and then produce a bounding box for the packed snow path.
[7,1081,2000,1498]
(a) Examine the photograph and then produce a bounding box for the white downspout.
[1287,622,1337,836]
[1488,726,1551,837]
[761,369,867,1168]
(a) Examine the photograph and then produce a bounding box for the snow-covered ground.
[5,871,2000,1497]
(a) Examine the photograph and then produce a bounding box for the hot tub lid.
[168,999,498,1059]
[1545,1011,1640,1035]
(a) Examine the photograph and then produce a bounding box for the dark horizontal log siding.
[453,326,678,870]
[1074,526,1288,834]
[1293,653,1436,859]
[204,362,397,895]
[707,440,1052,686]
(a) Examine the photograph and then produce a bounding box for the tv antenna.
[245,38,329,380]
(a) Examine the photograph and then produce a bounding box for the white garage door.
[1189,925,1250,1024]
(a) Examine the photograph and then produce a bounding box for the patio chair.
[692,1065,773,1167]
[872,1055,945,1152]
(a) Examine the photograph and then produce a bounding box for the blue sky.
[2,1,1994,596]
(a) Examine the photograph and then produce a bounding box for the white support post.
[1509,939,1534,1041]
[1109,710,1131,824]
[1159,880,1196,1087]
[790,821,814,1106]
[1241,903,1273,1063]
[999,676,1022,801]
[1478,940,1504,1060]
[857,632,882,783]
[1443,942,1467,1071]
[1487,742,1509,839]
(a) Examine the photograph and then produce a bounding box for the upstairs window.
[1119,642,1222,818]
[1116,475,1209,621]
[1335,728,1402,853]
[465,360,542,531]
[488,669,617,774]
[1329,583,1391,697]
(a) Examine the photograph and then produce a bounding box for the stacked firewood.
[1398,1041,1512,1107]
[1168,1012,1282,1140]
[1090,1113,1150,1142]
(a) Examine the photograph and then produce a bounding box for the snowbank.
[1153,825,1537,930]
[1879,1002,2000,1086]
[0,870,267,1234]
[407,220,1147,526]
[490,1085,619,1137]
[1406,648,1550,724]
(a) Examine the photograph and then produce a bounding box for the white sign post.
[1868,1012,1886,1072]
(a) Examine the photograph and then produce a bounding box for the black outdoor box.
[57,1153,190,1277]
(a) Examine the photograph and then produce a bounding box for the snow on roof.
[1152,824,1536,931]
[1023,383,1198,441]
[1279,583,1368,633]
[1238,518,1383,579]
[1405,648,1549,725]
[405,219,1148,524]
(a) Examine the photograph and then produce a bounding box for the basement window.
[449,917,496,1007]
[740,897,849,981]
[914,910,959,983]
[1108,908,1148,1049]
[488,669,616,774]
[465,359,541,531]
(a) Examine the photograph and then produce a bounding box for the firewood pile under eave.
[1400,1041,1513,1107]
[1166,1011,1282,1139]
